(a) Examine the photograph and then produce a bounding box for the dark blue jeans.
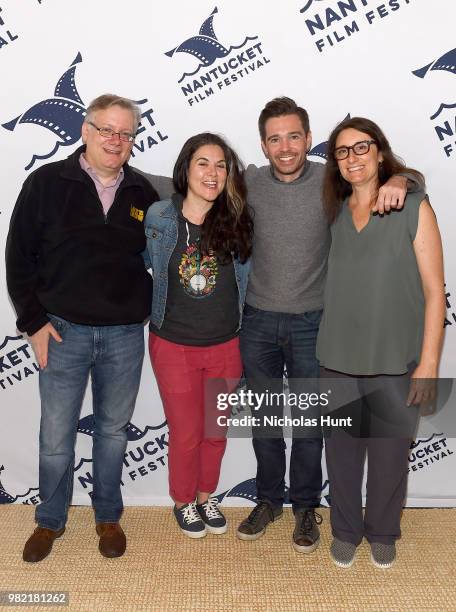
[36,315,144,531]
[240,304,323,511]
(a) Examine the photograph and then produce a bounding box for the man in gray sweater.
[234,97,410,553]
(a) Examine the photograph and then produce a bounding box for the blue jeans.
[36,315,144,531]
[240,305,323,511]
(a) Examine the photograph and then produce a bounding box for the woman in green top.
[317,117,445,569]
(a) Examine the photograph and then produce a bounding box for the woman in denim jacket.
[144,133,252,538]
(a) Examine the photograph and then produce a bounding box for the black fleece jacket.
[6,146,159,335]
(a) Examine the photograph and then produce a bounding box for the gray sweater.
[141,162,330,313]
[245,162,329,313]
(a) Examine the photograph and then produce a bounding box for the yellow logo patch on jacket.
[130,206,144,222]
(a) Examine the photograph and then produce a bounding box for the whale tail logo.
[215,478,330,506]
[413,48,456,79]
[0,465,39,504]
[309,113,351,160]
[214,478,259,504]
[165,6,229,67]
[0,465,14,504]
[77,414,167,442]
[2,53,86,170]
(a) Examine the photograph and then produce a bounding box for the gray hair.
[84,94,141,132]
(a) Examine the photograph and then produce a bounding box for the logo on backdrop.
[2,53,86,171]
[75,416,169,497]
[444,285,456,328]
[215,478,331,507]
[300,0,325,13]
[0,6,19,50]
[0,335,39,392]
[0,465,40,505]
[165,6,271,107]
[408,434,454,474]
[412,48,456,80]
[2,53,168,170]
[299,0,413,54]
[413,47,456,159]
[130,102,169,160]
[307,113,351,161]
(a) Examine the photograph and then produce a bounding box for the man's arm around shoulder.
[133,167,174,201]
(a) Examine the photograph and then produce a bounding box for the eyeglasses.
[87,121,135,143]
[334,140,377,160]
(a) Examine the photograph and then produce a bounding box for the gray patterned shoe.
[330,538,357,568]
[370,542,396,568]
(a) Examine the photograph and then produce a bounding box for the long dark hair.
[173,132,253,263]
[322,117,424,224]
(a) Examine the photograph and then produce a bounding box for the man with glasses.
[6,94,159,562]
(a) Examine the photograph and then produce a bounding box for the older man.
[6,94,158,562]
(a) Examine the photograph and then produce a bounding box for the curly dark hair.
[173,132,253,263]
[322,116,424,223]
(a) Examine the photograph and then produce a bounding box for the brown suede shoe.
[22,526,65,563]
[96,523,126,558]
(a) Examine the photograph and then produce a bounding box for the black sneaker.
[292,509,322,553]
[196,498,227,534]
[173,502,206,539]
[237,502,283,541]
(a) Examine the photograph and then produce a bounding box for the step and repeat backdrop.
[1,0,455,507]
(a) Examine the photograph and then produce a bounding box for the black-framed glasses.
[334,139,377,160]
[87,121,135,143]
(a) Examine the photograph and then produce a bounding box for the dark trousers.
[321,366,417,545]
[240,305,323,511]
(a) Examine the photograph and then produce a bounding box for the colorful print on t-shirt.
[179,241,218,298]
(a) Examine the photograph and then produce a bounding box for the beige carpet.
[0,506,454,612]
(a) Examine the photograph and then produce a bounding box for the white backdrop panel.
[0,0,455,507]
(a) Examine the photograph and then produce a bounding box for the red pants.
[149,334,242,503]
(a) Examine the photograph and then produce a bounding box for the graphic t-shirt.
[151,197,239,346]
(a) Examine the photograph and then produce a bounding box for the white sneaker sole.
[205,523,228,535]
[370,552,394,569]
[179,527,207,539]
[293,536,320,554]
[236,512,283,541]
[330,551,356,568]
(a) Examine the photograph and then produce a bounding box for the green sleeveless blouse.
[316,191,425,375]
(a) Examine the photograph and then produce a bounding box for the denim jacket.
[144,199,250,330]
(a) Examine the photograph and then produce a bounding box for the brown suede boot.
[22,526,65,562]
[96,523,126,558]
